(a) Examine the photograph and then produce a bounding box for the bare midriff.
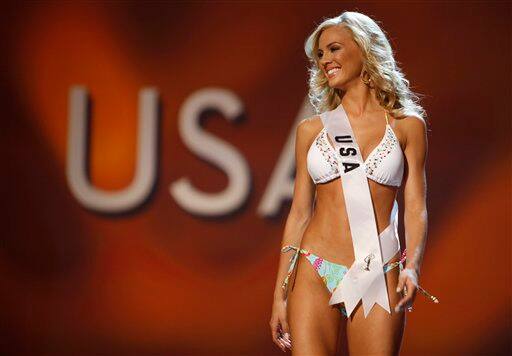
[300,177,399,266]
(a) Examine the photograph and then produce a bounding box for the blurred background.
[1,1,510,355]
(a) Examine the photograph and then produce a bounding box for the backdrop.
[1,1,510,355]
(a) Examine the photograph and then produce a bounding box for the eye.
[317,46,340,59]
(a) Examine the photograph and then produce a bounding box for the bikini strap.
[385,111,390,125]
[281,245,299,253]
[281,244,310,254]
[280,245,311,295]
[280,245,301,293]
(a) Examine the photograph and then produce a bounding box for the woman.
[270,11,438,355]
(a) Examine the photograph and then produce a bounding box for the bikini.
[281,246,408,316]
[281,104,438,318]
[306,110,404,187]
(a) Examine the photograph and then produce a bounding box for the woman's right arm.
[273,117,316,301]
[269,117,316,351]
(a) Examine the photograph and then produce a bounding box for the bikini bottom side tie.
[280,244,438,316]
[280,245,406,317]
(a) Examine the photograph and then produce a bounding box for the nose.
[318,58,327,71]
[319,54,332,69]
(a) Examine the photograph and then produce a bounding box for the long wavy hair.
[304,11,426,121]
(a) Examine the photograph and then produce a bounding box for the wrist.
[274,289,286,302]
[405,260,419,271]
[404,265,418,278]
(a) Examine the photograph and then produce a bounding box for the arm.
[273,117,316,301]
[396,115,428,309]
[403,116,428,273]
[269,117,316,351]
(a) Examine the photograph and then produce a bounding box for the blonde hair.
[304,11,426,121]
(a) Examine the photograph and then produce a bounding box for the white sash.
[321,103,400,318]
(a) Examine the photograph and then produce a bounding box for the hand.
[395,267,419,313]
[270,298,292,352]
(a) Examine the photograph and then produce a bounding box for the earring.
[361,70,373,87]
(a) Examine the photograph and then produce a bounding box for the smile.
[327,67,341,78]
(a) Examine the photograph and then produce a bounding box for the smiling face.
[316,25,365,91]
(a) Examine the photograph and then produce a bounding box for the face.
[316,25,365,91]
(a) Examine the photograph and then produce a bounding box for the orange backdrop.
[1,1,510,355]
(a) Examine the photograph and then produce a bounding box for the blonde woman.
[270,11,438,354]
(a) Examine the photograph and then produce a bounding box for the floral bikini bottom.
[281,245,407,317]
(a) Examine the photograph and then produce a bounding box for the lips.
[326,67,341,78]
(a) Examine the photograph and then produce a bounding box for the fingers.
[281,321,292,349]
[276,336,288,352]
[270,320,291,352]
[279,333,292,351]
[395,279,417,313]
[277,321,292,352]
[281,320,292,347]
[396,269,407,293]
[270,320,283,352]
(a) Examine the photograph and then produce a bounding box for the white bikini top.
[307,112,404,187]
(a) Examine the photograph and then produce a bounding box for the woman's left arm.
[395,115,428,311]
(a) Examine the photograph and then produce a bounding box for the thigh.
[287,253,343,356]
[346,253,406,355]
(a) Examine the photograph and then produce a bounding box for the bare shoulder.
[395,115,427,146]
[398,115,427,133]
[296,115,323,142]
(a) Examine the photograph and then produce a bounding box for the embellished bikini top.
[306,111,404,187]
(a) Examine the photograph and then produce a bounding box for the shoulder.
[396,115,427,146]
[296,115,323,141]
[400,115,426,131]
[297,115,322,131]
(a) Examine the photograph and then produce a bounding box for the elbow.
[288,208,312,225]
[404,207,427,223]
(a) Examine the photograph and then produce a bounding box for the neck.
[339,81,380,119]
